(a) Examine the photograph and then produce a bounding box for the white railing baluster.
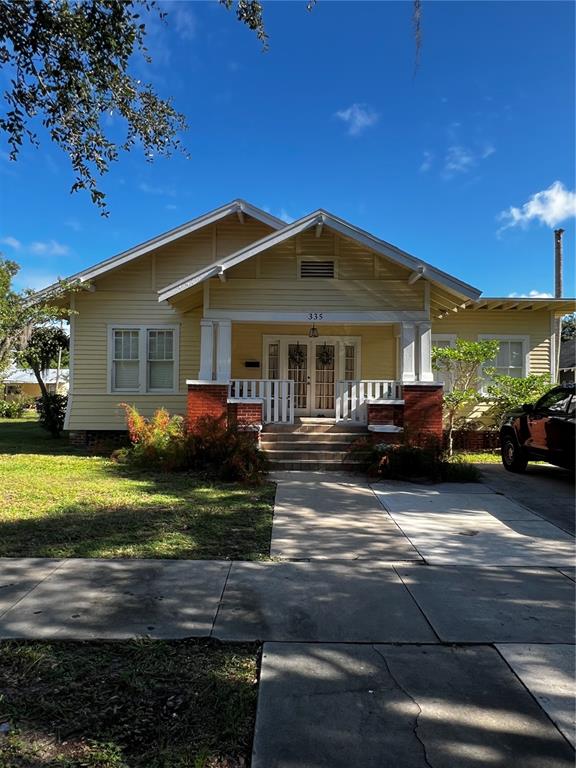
[229,379,294,424]
[332,379,402,424]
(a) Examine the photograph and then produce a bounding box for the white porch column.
[417,322,434,382]
[400,322,416,382]
[216,320,232,382]
[199,319,214,380]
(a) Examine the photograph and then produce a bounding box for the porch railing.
[335,380,402,423]
[229,379,295,424]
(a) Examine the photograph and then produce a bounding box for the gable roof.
[35,200,285,298]
[2,366,70,385]
[158,209,483,303]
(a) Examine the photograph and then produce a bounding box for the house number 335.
[307,313,323,320]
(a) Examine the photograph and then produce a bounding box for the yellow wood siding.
[68,287,201,429]
[231,324,396,380]
[432,310,552,375]
[211,279,424,311]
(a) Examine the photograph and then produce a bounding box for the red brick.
[187,383,229,431]
[402,384,444,444]
[367,403,404,427]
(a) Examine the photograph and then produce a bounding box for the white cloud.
[12,269,60,291]
[29,240,70,256]
[444,145,475,175]
[172,5,197,40]
[498,181,576,231]
[419,151,434,173]
[0,235,22,250]
[508,290,554,298]
[263,206,295,223]
[335,103,379,136]
[64,218,82,232]
[139,182,176,197]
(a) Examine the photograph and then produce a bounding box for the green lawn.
[0,417,275,559]
[0,639,259,768]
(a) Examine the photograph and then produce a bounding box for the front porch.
[189,318,441,433]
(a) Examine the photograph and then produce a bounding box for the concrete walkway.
[270,471,421,560]
[1,471,574,765]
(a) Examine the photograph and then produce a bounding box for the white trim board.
[107,323,181,395]
[204,310,429,323]
[478,333,530,375]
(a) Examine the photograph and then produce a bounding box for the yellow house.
[38,200,575,461]
[2,367,69,399]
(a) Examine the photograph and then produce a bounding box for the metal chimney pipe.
[554,228,564,298]
[553,228,565,383]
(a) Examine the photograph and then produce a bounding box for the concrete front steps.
[261,419,370,470]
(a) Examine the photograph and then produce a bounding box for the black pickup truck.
[499,384,575,472]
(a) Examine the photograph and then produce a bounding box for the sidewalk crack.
[210,561,232,638]
[0,558,68,620]
[372,645,434,768]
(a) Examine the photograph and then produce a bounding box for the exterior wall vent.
[300,260,335,278]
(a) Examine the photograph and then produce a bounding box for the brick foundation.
[227,400,263,428]
[447,430,500,452]
[187,383,229,430]
[68,430,128,450]
[402,383,444,444]
[367,403,404,427]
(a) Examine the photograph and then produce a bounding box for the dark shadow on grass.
[0,464,275,560]
[0,638,259,767]
[0,419,86,456]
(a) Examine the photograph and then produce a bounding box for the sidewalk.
[1,471,574,765]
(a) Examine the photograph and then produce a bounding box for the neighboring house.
[559,339,576,384]
[38,199,575,451]
[2,367,70,399]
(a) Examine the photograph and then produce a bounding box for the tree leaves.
[0,0,187,213]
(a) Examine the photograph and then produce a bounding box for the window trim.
[431,334,457,388]
[107,324,180,395]
[478,334,529,390]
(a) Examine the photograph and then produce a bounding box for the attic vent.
[300,260,335,279]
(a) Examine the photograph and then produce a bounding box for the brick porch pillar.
[402,383,444,444]
[187,381,229,431]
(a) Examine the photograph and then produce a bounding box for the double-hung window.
[431,334,457,390]
[110,326,178,393]
[478,335,528,387]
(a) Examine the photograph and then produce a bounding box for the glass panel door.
[312,342,336,416]
[288,342,309,414]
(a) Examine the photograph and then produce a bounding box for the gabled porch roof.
[157,209,483,304]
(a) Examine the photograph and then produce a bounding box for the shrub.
[0,397,28,418]
[118,406,269,482]
[349,437,479,483]
[441,455,481,482]
[120,404,187,471]
[483,372,552,427]
[35,393,68,436]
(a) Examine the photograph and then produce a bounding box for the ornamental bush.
[483,372,552,427]
[348,437,479,482]
[35,393,67,435]
[0,397,29,418]
[118,405,269,482]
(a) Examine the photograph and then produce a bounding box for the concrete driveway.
[477,463,575,536]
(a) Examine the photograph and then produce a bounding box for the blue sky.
[1,0,575,297]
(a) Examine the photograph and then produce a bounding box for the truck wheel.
[501,435,528,473]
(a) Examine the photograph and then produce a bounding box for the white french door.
[264,336,359,418]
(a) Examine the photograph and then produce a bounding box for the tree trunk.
[31,365,59,437]
[447,416,454,457]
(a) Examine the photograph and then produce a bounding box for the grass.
[0,417,275,560]
[452,450,502,464]
[0,639,259,767]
